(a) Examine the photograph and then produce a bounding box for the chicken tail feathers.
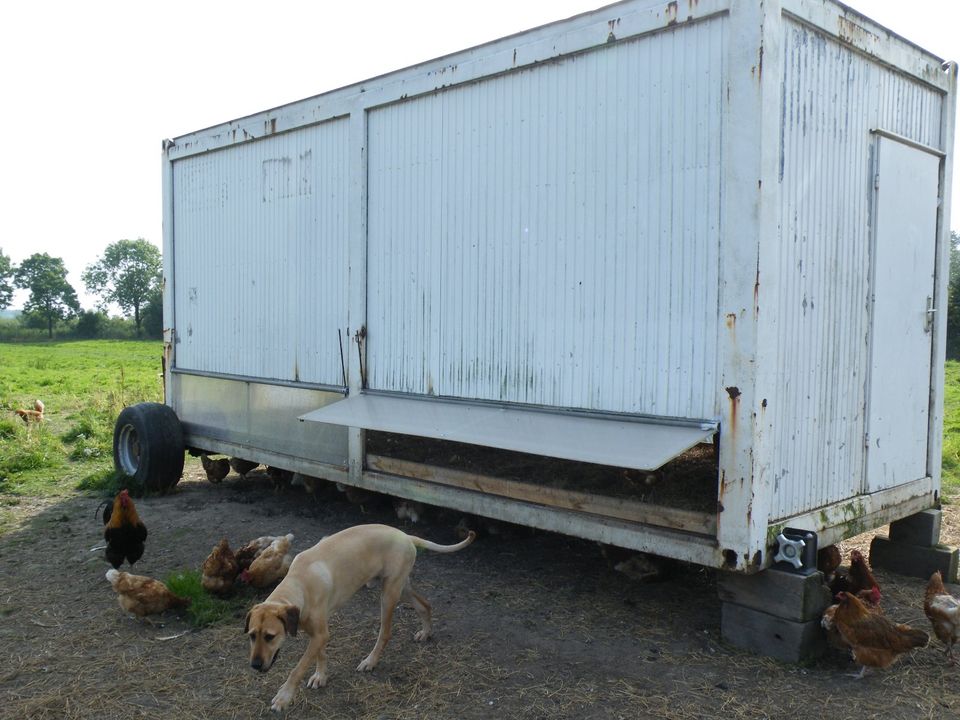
[95,500,112,524]
[904,628,930,649]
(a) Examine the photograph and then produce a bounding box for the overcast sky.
[1,0,957,310]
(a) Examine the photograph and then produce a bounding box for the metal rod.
[338,328,347,388]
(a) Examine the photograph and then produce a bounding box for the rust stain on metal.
[665,1,678,26]
[607,18,619,42]
[722,549,737,568]
[162,342,173,404]
[837,16,880,50]
[725,386,740,439]
[753,265,760,318]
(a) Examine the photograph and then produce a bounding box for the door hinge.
[874,173,880,190]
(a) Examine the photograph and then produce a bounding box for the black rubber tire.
[113,402,185,492]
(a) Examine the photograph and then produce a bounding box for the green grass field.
[941,361,960,498]
[0,340,164,513]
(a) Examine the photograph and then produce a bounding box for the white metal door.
[865,136,940,492]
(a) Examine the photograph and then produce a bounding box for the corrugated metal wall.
[366,17,727,419]
[770,18,943,520]
[172,118,350,385]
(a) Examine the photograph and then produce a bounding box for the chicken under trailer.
[112,0,958,662]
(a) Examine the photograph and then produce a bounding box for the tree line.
[4,233,960,352]
[0,239,162,340]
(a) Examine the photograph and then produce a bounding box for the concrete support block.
[888,509,942,547]
[721,603,826,663]
[717,568,831,622]
[869,535,959,583]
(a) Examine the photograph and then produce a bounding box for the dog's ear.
[283,605,300,637]
[244,610,252,634]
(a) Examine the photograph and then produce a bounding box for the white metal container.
[161,0,955,571]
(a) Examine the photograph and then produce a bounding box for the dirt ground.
[2,465,959,720]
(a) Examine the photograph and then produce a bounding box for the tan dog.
[244,523,476,712]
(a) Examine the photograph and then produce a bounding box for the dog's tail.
[410,531,476,554]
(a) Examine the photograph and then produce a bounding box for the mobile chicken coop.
[118,0,955,583]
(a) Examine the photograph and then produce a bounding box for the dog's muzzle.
[251,648,279,673]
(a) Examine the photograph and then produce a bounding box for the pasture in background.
[0,340,163,530]
[942,361,960,498]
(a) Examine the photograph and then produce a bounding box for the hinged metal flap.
[300,394,717,471]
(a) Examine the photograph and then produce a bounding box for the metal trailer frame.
[160,0,956,572]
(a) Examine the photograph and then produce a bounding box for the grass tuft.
[164,569,251,628]
[76,467,131,496]
[0,419,17,440]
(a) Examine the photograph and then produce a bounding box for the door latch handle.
[925,296,936,333]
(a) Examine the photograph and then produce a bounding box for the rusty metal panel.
[171,118,350,386]
[768,19,945,521]
[365,17,727,420]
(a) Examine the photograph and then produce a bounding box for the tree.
[0,248,13,309]
[14,253,81,338]
[75,309,107,339]
[82,238,162,337]
[141,283,164,340]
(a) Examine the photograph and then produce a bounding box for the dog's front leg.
[306,624,331,689]
[271,635,328,712]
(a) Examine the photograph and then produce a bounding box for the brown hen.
[848,549,880,597]
[240,533,294,588]
[105,569,190,617]
[924,570,960,664]
[833,590,927,678]
[235,535,279,572]
[202,538,240,595]
[200,454,230,483]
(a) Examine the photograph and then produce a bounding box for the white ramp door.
[866,136,940,492]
